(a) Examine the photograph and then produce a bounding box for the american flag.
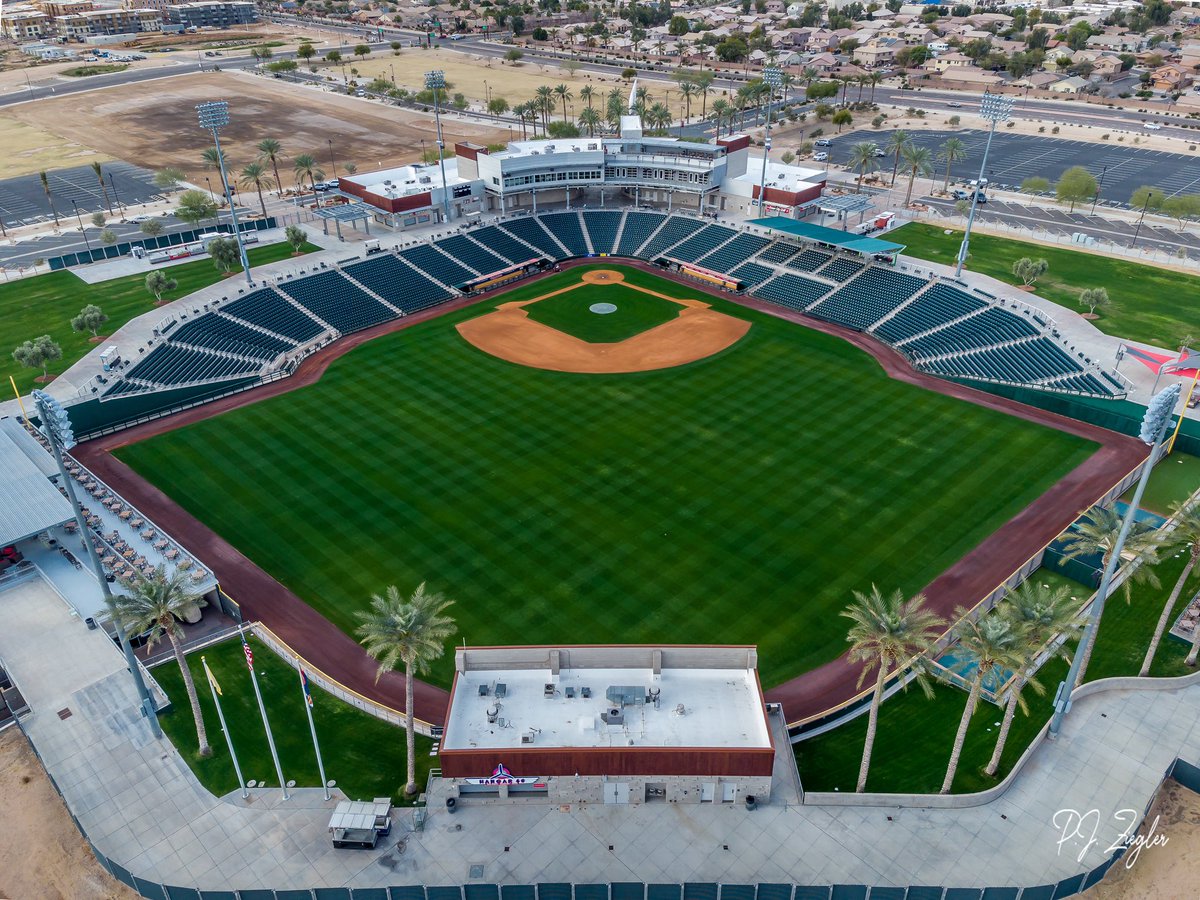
[242,637,254,671]
[299,666,313,708]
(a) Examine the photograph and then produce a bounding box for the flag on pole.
[299,666,314,708]
[242,635,254,671]
[203,657,223,696]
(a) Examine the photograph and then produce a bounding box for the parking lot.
[0,162,163,230]
[823,129,1200,205]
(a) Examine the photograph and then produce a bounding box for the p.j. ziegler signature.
[1053,808,1169,869]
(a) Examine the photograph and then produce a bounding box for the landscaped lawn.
[2,241,317,393]
[891,222,1200,349]
[152,635,434,804]
[117,264,1095,690]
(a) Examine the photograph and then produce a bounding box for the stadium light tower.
[954,92,1013,278]
[31,390,162,739]
[425,70,453,224]
[196,101,253,287]
[756,67,784,217]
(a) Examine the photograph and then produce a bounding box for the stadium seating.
[817,256,867,282]
[616,211,668,257]
[437,235,509,276]
[696,233,771,274]
[497,216,567,259]
[924,337,1085,384]
[282,270,396,334]
[537,212,589,257]
[754,273,833,311]
[640,216,704,259]
[399,244,477,287]
[582,210,623,255]
[873,282,988,345]
[903,307,1040,359]
[786,249,833,272]
[172,314,295,360]
[123,344,262,387]
[222,288,326,344]
[756,242,801,266]
[729,262,774,287]
[809,267,926,331]
[343,255,454,314]
[470,224,541,265]
[668,224,737,263]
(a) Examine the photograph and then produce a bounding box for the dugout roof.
[748,216,905,255]
[0,417,73,546]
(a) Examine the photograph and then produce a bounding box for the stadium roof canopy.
[0,417,73,546]
[747,216,905,256]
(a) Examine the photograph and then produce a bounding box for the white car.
[1144,122,1162,130]
[813,151,829,161]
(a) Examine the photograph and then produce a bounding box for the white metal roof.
[0,420,73,546]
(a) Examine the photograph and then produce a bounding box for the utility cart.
[328,798,393,849]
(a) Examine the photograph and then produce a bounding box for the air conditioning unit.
[543,683,555,699]
[521,731,536,744]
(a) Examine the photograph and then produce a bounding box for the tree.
[505,49,524,64]
[831,109,853,132]
[578,106,602,137]
[39,171,59,227]
[344,163,357,175]
[71,304,108,338]
[843,586,943,792]
[884,130,911,186]
[139,218,163,237]
[1162,195,1200,231]
[354,44,371,61]
[99,228,117,245]
[12,335,63,381]
[91,160,112,215]
[901,144,933,206]
[1012,257,1049,287]
[554,83,572,121]
[257,139,284,199]
[1078,287,1111,318]
[985,582,1077,776]
[239,161,275,217]
[1130,185,1164,213]
[107,566,210,758]
[1021,176,1050,194]
[781,151,796,165]
[532,26,549,41]
[285,224,307,253]
[207,236,240,274]
[154,167,186,192]
[710,99,731,138]
[1058,505,1162,683]
[174,189,218,228]
[579,85,595,111]
[1056,165,1098,211]
[716,36,749,62]
[390,41,402,55]
[941,609,1029,792]
[848,142,879,193]
[488,97,510,115]
[90,211,107,229]
[293,153,325,207]
[357,583,456,796]
[1142,501,1200,674]
[938,137,967,193]
[297,42,316,63]
[145,269,177,303]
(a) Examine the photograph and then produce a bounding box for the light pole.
[108,173,123,214]
[425,70,452,223]
[196,100,253,287]
[328,139,338,180]
[756,66,782,217]
[31,390,162,739]
[1049,384,1182,737]
[72,201,92,252]
[1090,165,1107,215]
[1131,190,1157,249]
[954,92,1013,278]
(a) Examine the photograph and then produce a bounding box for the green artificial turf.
[1,241,317,393]
[117,264,1096,690]
[151,635,434,803]
[522,282,681,343]
[1119,451,1200,515]
[891,222,1200,349]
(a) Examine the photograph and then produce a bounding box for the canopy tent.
[0,418,73,547]
[747,216,905,256]
[1124,345,1200,379]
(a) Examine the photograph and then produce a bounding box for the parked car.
[871,148,886,157]
[814,139,832,147]
[312,182,330,191]
[327,178,340,189]
[813,151,829,161]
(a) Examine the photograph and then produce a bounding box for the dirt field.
[3,71,508,185]
[0,727,139,900]
[0,116,110,180]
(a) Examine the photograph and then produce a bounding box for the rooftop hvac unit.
[580,687,592,699]
[521,731,536,744]
[486,704,499,724]
[494,683,507,698]
[600,707,624,726]
[606,685,647,707]
[419,176,432,184]
[543,683,555,699]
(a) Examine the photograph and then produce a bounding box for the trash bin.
[745,795,757,810]
[446,796,457,814]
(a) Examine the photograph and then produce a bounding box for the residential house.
[1152,63,1193,92]
[1048,75,1094,94]
[923,52,973,73]
[853,38,899,67]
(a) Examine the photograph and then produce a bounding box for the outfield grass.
[1120,451,1200,515]
[523,283,681,343]
[892,222,1200,349]
[152,636,434,803]
[2,241,317,393]
[117,264,1096,690]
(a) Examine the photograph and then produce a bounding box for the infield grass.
[522,282,682,343]
[117,264,1097,689]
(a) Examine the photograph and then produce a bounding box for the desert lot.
[2,70,508,184]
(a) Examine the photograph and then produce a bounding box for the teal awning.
[747,216,905,255]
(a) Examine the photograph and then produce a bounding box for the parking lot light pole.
[196,100,253,287]
[954,92,1013,278]
[425,70,452,224]
[757,67,783,217]
[1131,189,1157,249]
[1090,165,1108,215]
[72,201,92,252]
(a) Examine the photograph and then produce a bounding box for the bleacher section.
[754,273,832,311]
[437,235,509,276]
[697,233,770,274]
[470,224,543,265]
[640,216,704,259]
[498,216,566,259]
[343,255,454,314]
[281,270,396,334]
[903,307,1040,359]
[668,224,737,264]
[222,288,326,344]
[122,344,262,387]
[786,249,833,272]
[757,242,801,266]
[817,257,867,282]
[171,316,293,362]
[873,282,987,345]
[581,211,623,256]
[809,267,927,332]
[729,262,774,288]
[537,212,589,257]
[399,244,477,287]
[925,337,1085,385]
[617,212,667,257]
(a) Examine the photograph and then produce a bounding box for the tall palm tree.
[554,83,572,121]
[884,130,912,186]
[1141,500,1200,675]
[39,171,59,226]
[678,79,696,132]
[356,583,456,796]
[257,138,284,198]
[843,586,944,792]
[91,161,112,215]
[838,75,854,107]
[1058,505,1162,684]
[941,609,1029,793]
[106,565,210,757]
[239,161,275,217]
[901,144,934,205]
[938,137,968,193]
[579,84,595,111]
[293,153,325,208]
[855,74,869,103]
[648,102,672,133]
[535,85,555,129]
[695,70,714,121]
[848,142,880,193]
[868,71,884,104]
[710,99,731,138]
[985,582,1079,776]
[578,106,602,137]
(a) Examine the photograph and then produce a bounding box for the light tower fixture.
[425,70,453,224]
[756,66,784,217]
[954,92,1013,278]
[196,100,253,286]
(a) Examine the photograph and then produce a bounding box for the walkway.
[1,574,1197,892]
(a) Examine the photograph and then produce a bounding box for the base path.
[74,259,1147,728]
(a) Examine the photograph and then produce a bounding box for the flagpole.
[298,662,331,801]
[203,656,247,799]
[242,629,289,800]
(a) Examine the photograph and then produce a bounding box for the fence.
[45,217,278,271]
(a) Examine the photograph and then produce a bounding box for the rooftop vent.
[600,707,624,726]
[521,731,536,744]
[606,685,647,707]
[543,683,555,699]
[581,687,592,699]
[478,684,489,697]
[565,687,576,699]
[495,683,507,698]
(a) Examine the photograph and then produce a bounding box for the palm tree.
[578,106,602,137]
[710,99,731,138]
[257,138,284,198]
[39,171,59,226]
[1141,500,1200,675]
[938,137,968,193]
[985,582,1079,776]
[848,142,880,193]
[239,162,275,217]
[356,583,456,796]
[838,75,854,107]
[901,144,934,206]
[856,74,869,104]
[579,84,595,111]
[106,565,210,757]
[884,130,912,186]
[843,586,944,792]
[868,72,884,104]
[647,102,672,133]
[1058,505,1162,684]
[695,70,715,121]
[535,85,554,129]
[91,161,112,215]
[554,83,572,121]
[293,153,325,208]
[678,79,696,132]
[941,609,1028,793]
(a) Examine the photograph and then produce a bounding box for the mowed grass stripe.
[117,265,1096,688]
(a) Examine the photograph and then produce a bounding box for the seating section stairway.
[282,270,396,334]
[538,212,589,257]
[343,255,454,314]
[582,211,623,255]
[808,267,927,331]
[616,212,667,257]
